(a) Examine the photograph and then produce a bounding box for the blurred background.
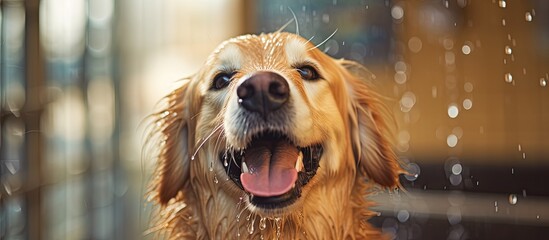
[0,0,548,239]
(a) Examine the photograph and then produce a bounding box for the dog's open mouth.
[220,132,323,209]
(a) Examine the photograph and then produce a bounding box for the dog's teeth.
[242,161,249,173]
[295,151,304,172]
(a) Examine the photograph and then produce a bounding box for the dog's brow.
[285,38,307,65]
[218,44,242,70]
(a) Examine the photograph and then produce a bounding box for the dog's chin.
[219,131,323,215]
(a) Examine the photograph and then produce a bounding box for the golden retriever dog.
[146,31,402,239]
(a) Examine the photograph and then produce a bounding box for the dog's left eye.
[212,72,235,90]
[296,65,320,81]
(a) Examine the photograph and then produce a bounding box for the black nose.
[236,71,289,116]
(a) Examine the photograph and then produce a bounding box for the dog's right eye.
[212,72,235,90]
[296,65,320,81]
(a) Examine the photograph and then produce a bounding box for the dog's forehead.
[209,33,310,69]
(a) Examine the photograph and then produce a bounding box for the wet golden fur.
[145,32,402,239]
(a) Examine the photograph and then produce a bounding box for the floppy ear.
[341,61,401,188]
[148,80,194,204]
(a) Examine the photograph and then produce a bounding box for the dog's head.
[151,32,401,217]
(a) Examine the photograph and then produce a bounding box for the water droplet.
[391,5,404,20]
[525,12,533,22]
[238,98,243,103]
[523,152,526,159]
[505,73,513,83]
[404,162,420,181]
[4,182,12,195]
[461,44,471,55]
[505,46,512,55]
[443,38,454,50]
[223,156,228,167]
[523,189,527,197]
[509,194,518,205]
[502,19,506,26]
[463,99,473,110]
[445,51,455,64]
[447,207,462,225]
[540,78,547,87]
[451,163,463,175]
[498,0,506,8]
[449,174,462,185]
[494,201,499,212]
[447,134,458,148]
[322,14,330,23]
[209,162,214,172]
[400,91,416,112]
[511,168,514,174]
[191,156,195,161]
[394,72,407,84]
[274,217,282,238]
[214,175,219,184]
[259,217,267,231]
[536,215,540,219]
[476,181,479,186]
[248,218,255,235]
[397,210,410,222]
[518,144,522,151]
[394,61,407,72]
[408,37,423,53]
[448,104,459,118]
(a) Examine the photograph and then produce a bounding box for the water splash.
[504,46,512,55]
[505,73,513,83]
[509,194,518,205]
[498,0,506,8]
[525,12,533,22]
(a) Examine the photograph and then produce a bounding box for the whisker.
[287,7,299,36]
[276,18,295,33]
[304,35,315,45]
[308,28,338,51]
[191,123,223,160]
[212,128,225,157]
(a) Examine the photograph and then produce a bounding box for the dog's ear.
[341,61,401,188]
[148,80,195,204]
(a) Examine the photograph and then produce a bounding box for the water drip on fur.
[259,217,267,231]
[235,196,245,238]
[213,174,218,184]
[209,161,214,171]
[248,217,256,235]
[275,217,282,239]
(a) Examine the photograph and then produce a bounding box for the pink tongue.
[240,138,298,197]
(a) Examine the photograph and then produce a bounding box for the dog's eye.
[296,65,320,81]
[212,72,235,90]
